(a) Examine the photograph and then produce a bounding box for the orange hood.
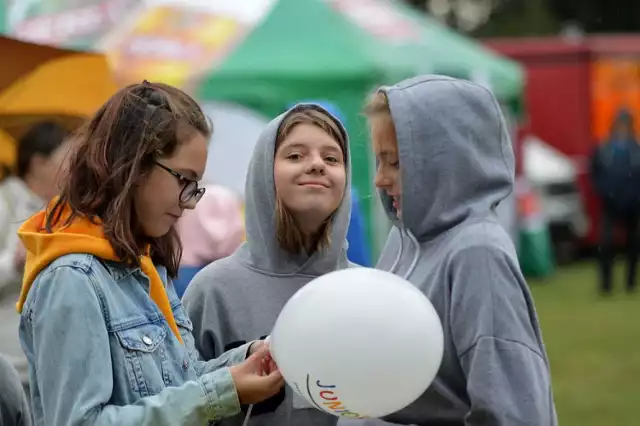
[17,202,183,343]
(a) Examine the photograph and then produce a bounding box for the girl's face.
[134,131,208,238]
[274,123,346,233]
[371,114,402,218]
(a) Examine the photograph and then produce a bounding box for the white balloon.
[270,268,444,419]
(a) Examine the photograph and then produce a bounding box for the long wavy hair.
[46,81,211,277]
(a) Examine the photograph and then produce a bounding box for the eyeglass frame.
[154,161,205,204]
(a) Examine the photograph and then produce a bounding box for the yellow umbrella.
[0,36,117,147]
[0,129,16,178]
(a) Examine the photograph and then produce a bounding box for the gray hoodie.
[343,76,556,426]
[183,104,352,426]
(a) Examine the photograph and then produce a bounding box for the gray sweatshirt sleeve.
[183,273,226,361]
[450,245,556,426]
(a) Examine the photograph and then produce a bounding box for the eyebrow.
[377,150,396,158]
[281,141,343,153]
[175,168,200,180]
[280,142,307,150]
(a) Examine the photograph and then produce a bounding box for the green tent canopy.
[202,0,523,100]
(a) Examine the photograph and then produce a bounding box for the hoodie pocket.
[115,322,172,397]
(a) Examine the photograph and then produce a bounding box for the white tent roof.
[523,134,577,185]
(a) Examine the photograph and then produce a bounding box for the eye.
[325,156,339,164]
[286,153,302,161]
[390,160,400,168]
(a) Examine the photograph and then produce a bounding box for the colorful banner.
[591,58,640,142]
[102,0,275,89]
[6,0,133,48]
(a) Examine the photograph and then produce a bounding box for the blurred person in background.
[174,184,245,298]
[0,121,70,391]
[590,109,640,295]
[0,354,31,426]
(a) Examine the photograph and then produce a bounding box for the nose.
[375,167,390,189]
[181,197,198,210]
[306,154,326,174]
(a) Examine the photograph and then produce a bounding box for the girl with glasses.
[15,81,283,426]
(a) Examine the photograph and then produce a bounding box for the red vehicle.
[485,35,640,247]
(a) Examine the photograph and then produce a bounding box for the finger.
[244,345,273,373]
[260,358,270,376]
[249,340,264,355]
[247,344,271,360]
[262,368,284,387]
[257,371,285,398]
[260,357,278,376]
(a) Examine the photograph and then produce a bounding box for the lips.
[299,181,329,188]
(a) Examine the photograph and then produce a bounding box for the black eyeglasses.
[154,162,205,204]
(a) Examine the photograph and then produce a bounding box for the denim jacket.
[19,253,251,425]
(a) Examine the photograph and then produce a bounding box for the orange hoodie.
[16,201,183,343]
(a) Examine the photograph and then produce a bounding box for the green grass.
[529,261,640,426]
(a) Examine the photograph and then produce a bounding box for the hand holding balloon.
[269,268,444,419]
[229,345,284,405]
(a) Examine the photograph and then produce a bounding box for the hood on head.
[379,75,514,241]
[242,103,352,274]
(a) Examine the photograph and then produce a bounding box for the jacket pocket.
[115,322,171,397]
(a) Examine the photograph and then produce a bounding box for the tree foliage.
[403,0,640,36]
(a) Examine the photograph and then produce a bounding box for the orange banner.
[591,58,640,142]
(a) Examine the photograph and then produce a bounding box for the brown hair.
[274,108,346,254]
[46,81,211,277]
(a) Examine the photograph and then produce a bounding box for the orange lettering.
[323,401,345,410]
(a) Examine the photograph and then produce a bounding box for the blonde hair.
[364,91,396,141]
[275,108,347,254]
[364,90,391,117]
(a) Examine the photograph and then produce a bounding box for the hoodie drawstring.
[403,230,421,280]
[387,227,421,280]
[388,228,404,274]
[243,404,254,426]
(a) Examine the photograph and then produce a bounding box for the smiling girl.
[184,104,353,426]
